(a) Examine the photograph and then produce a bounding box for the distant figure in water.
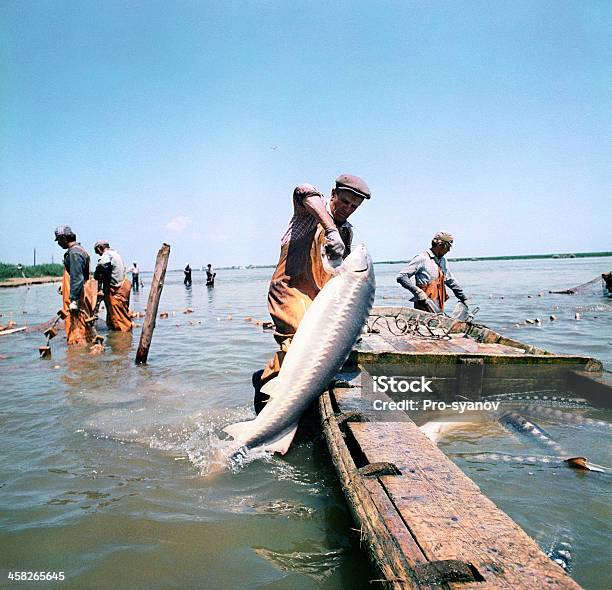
[129,262,140,292]
[396,231,468,313]
[205,263,216,287]
[184,264,192,287]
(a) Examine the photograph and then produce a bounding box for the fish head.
[341,243,373,276]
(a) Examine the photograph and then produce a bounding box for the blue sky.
[1,1,610,269]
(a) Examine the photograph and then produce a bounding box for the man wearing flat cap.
[396,231,468,313]
[54,225,98,344]
[253,174,371,412]
[94,241,133,332]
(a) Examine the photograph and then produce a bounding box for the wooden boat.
[318,306,611,589]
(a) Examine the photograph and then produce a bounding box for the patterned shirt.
[280,184,352,247]
[396,249,466,302]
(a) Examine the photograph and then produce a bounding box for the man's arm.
[301,194,336,233]
[69,249,88,304]
[396,255,427,300]
[292,184,345,259]
[302,194,345,259]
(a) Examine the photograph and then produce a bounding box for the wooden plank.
[348,420,582,590]
[0,326,27,336]
[355,332,396,354]
[334,387,413,422]
[352,349,598,367]
[318,391,433,589]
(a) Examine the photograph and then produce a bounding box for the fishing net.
[366,303,480,340]
[549,276,606,295]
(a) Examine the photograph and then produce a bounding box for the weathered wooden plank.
[318,391,433,589]
[334,387,413,422]
[348,420,582,590]
[352,349,598,367]
[355,332,393,353]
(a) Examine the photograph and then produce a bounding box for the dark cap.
[54,225,74,240]
[335,174,371,199]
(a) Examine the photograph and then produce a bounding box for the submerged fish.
[450,451,608,472]
[222,244,375,461]
[498,412,566,455]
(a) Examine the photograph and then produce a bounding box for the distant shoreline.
[0,276,62,288]
[379,251,612,265]
[211,251,612,271]
[1,251,609,281]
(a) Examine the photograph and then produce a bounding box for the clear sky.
[1,1,610,270]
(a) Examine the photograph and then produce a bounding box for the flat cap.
[54,225,74,240]
[433,231,454,244]
[335,174,371,199]
[94,240,110,251]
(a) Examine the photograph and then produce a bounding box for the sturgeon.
[223,244,375,460]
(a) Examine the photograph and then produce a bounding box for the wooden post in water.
[135,243,170,365]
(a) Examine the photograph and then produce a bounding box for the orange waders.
[416,268,449,312]
[61,271,97,345]
[104,278,133,332]
[262,224,350,382]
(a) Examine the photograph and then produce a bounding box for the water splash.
[543,527,574,572]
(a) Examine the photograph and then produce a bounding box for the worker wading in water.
[184,264,192,287]
[54,225,98,344]
[253,174,371,413]
[93,241,133,332]
[396,231,468,313]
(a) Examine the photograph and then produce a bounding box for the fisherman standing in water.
[93,241,133,332]
[183,264,192,287]
[129,261,140,292]
[54,225,98,345]
[253,174,371,413]
[205,263,216,287]
[396,231,468,313]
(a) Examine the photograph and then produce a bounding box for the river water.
[1,257,610,589]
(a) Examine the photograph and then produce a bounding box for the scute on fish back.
[223,244,375,461]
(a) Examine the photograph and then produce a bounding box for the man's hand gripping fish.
[222,244,375,463]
